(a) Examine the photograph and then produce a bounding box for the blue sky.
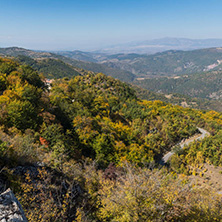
[1,0,222,50]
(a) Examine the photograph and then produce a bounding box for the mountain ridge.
[55,47,222,78]
[0,47,135,82]
[94,37,222,54]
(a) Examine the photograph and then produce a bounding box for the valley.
[1,47,222,221]
[3,1,222,221]
[0,47,136,82]
[56,47,222,78]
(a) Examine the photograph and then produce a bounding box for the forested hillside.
[4,46,222,82]
[0,47,135,82]
[1,57,222,221]
[134,70,222,99]
[13,54,222,112]
[100,48,222,77]
[16,55,81,78]
[57,47,222,78]
[133,85,222,112]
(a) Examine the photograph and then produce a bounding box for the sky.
[1,0,222,50]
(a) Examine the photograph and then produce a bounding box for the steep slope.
[2,57,222,221]
[0,56,204,168]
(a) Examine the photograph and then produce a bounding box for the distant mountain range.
[3,46,222,80]
[57,47,222,78]
[55,46,222,108]
[2,46,222,112]
[94,37,222,54]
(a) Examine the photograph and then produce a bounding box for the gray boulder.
[0,188,27,222]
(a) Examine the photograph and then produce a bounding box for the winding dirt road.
[161,127,210,164]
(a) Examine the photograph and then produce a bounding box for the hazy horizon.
[1,0,222,50]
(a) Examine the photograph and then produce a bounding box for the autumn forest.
[0,56,222,221]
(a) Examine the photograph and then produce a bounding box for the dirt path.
[161,127,210,164]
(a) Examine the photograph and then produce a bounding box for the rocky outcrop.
[0,188,27,222]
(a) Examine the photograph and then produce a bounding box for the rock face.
[0,188,27,222]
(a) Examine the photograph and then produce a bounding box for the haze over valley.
[93,37,222,54]
[2,0,222,221]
